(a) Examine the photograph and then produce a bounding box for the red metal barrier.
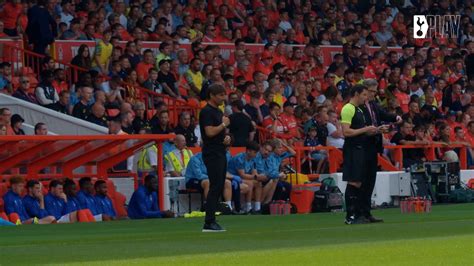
[384,144,468,170]
[0,134,174,210]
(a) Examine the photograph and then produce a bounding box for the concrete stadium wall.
[0,94,108,135]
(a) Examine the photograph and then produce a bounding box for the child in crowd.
[304,126,327,173]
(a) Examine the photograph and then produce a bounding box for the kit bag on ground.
[312,177,343,212]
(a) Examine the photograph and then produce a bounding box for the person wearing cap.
[280,101,301,141]
[256,51,274,76]
[35,70,59,107]
[10,114,25,135]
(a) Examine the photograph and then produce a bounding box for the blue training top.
[22,195,49,219]
[127,186,163,219]
[44,193,68,220]
[95,194,117,218]
[77,190,100,215]
[3,190,29,221]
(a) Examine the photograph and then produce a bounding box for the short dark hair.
[231,100,244,111]
[63,178,76,190]
[144,174,156,184]
[159,42,171,51]
[246,141,260,152]
[350,85,367,97]
[79,177,92,189]
[26,179,40,189]
[207,84,226,99]
[94,179,106,190]
[34,122,46,132]
[269,101,281,110]
[49,180,63,189]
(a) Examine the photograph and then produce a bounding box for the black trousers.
[360,144,378,217]
[203,150,227,224]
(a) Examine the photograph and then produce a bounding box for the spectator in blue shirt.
[94,180,117,221]
[22,180,56,224]
[304,126,328,174]
[0,62,13,94]
[44,180,78,223]
[128,175,174,219]
[77,177,101,217]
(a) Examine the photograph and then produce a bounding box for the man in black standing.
[359,79,401,223]
[26,0,57,55]
[199,84,231,232]
[340,85,378,224]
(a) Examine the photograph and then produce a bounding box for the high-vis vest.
[165,149,192,174]
[138,145,157,171]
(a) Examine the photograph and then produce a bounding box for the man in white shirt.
[326,110,345,149]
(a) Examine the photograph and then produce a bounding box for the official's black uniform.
[341,103,368,182]
[199,104,227,224]
[360,101,396,217]
[341,102,368,219]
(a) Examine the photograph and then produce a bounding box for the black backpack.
[312,177,344,212]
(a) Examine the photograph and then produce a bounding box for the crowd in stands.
[0,1,472,163]
[0,1,474,222]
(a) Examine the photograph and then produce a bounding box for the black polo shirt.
[72,101,91,120]
[199,104,225,152]
[87,114,108,127]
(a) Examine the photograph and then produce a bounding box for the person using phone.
[359,79,401,223]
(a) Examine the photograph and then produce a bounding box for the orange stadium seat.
[0,212,8,221]
[8,212,20,223]
[107,109,120,117]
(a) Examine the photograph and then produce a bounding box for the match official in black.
[340,85,378,224]
[199,84,231,232]
[359,79,401,223]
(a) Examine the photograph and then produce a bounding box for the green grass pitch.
[1,203,473,265]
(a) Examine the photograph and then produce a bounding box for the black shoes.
[202,222,226,232]
[366,215,384,223]
[344,216,370,225]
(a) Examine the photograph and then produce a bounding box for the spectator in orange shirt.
[272,42,288,66]
[0,0,22,36]
[234,60,253,82]
[52,69,68,94]
[136,49,155,84]
[255,51,273,76]
[279,101,300,141]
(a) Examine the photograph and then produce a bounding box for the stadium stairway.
[0,94,108,135]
